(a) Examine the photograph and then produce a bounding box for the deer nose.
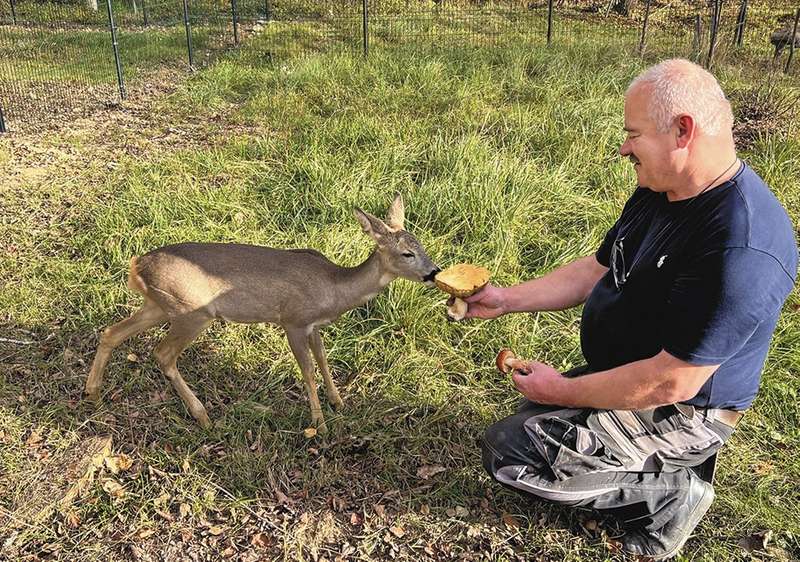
[423,268,440,283]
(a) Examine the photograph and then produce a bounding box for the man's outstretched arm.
[464,254,608,319]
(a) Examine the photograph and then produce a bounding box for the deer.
[84,195,440,433]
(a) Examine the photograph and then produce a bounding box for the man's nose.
[619,139,631,157]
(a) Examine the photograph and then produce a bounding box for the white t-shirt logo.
[657,255,667,268]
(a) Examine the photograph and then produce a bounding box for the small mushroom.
[495,348,527,374]
[434,264,490,321]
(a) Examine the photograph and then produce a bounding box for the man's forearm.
[504,255,607,313]
[550,352,717,410]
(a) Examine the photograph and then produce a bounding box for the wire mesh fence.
[1,0,798,133]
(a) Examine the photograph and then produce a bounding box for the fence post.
[142,0,148,26]
[362,0,368,56]
[638,0,651,55]
[10,0,16,24]
[104,0,126,100]
[182,0,194,69]
[734,0,747,47]
[230,0,239,45]
[693,14,702,61]
[706,0,720,68]
[546,0,553,45]
[0,104,6,134]
[785,8,800,74]
[264,0,271,21]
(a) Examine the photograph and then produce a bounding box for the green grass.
[1,30,799,562]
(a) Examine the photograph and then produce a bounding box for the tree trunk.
[87,0,98,10]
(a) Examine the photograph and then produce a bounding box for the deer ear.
[385,194,405,232]
[354,208,391,244]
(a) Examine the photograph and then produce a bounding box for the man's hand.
[463,283,507,319]
[510,360,567,405]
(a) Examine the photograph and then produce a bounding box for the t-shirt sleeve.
[596,220,619,267]
[663,247,792,365]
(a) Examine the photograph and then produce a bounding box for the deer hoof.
[84,386,101,402]
[329,396,344,411]
[192,408,212,429]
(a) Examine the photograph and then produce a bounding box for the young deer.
[84,195,439,433]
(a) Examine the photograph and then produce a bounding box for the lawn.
[1,26,799,561]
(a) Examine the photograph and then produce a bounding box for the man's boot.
[619,471,715,560]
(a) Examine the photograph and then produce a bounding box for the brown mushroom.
[434,263,490,321]
[495,348,528,375]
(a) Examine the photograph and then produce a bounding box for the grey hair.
[626,59,734,136]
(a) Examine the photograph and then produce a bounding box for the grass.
[1,26,800,562]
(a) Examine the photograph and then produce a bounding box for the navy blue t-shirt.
[582,163,797,410]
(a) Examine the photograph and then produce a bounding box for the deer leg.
[286,328,327,434]
[153,313,214,428]
[308,328,343,411]
[85,298,168,401]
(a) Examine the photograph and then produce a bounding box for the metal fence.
[1,0,799,133]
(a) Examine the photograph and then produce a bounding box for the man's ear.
[354,208,391,245]
[385,194,405,232]
[675,114,696,149]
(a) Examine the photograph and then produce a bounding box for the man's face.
[619,85,680,192]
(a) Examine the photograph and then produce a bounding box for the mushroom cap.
[434,264,490,298]
[495,348,517,374]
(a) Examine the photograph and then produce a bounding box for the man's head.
[619,59,735,195]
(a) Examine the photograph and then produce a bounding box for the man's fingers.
[463,288,488,303]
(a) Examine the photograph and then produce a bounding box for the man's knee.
[481,414,529,477]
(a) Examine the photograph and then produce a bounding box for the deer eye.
[402,252,415,258]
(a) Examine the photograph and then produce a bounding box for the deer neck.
[335,250,395,311]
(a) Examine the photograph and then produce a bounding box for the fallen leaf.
[154,492,170,507]
[138,528,155,539]
[105,454,133,474]
[584,519,598,532]
[179,503,191,518]
[26,429,43,447]
[208,525,225,536]
[65,511,80,528]
[251,532,271,548]
[501,512,520,529]
[102,479,125,498]
[374,504,386,518]
[303,427,317,439]
[127,353,139,363]
[455,506,469,518]
[221,547,236,558]
[416,464,446,480]
[275,490,290,504]
[182,458,191,472]
[389,525,405,538]
[350,512,362,526]
[738,529,772,553]
[156,508,174,522]
[419,504,430,515]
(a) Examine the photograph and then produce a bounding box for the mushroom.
[434,263,490,321]
[495,348,526,374]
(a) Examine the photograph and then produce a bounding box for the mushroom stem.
[447,297,468,321]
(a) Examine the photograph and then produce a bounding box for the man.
[467,59,797,560]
